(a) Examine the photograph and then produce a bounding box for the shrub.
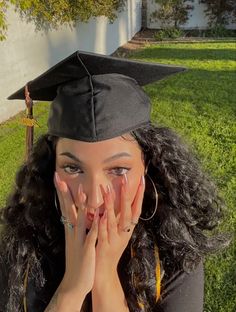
[151,0,194,29]
[0,0,8,40]
[154,28,183,41]
[0,0,126,41]
[200,0,236,27]
[205,25,235,37]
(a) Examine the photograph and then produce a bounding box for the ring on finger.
[60,215,75,230]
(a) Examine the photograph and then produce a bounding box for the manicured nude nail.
[61,181,68,193]
[141,175,145,185]
[122,173,128,186]
[55,172,67,192]
[78,184,86,206]
[103,210,107,220]
[106,184,111,194]
[99,184,105,197]
[55,172,61,185]
[94,209,99,223]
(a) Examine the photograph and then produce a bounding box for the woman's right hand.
[54,172,99,300]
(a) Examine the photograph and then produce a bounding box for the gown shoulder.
[154,262,204,312]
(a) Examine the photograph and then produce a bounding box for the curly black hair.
[0,123,229,312]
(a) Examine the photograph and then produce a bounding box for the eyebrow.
[59,152,132,164]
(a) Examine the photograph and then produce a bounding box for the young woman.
[0,52,229,312]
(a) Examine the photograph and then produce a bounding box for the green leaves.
[200,0,236,27]
[151,0,194,28]
[0,0,126,40]
[0,0,8,41]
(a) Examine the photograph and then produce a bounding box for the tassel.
[154,244,161,301]
[130,243,161,310]
[23,85,35,160]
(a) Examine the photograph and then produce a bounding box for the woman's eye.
[110,167,130,176]
[63,165,82,174]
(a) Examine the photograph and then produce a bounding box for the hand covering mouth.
[87,212,104,221]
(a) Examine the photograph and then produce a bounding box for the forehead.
[56,134,142,157]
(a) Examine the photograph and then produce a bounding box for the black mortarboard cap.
[8,51,186,142]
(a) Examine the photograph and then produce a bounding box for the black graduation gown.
[0,256,204,312]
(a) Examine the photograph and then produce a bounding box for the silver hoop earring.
[54,192,61,216]
[140,174,158,221]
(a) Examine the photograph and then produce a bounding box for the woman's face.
[55,134,145,229]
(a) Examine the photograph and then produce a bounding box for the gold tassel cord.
[154,244,161,301]
[23,261,30,312]
[24,85,35,161]
[131,243,161,310]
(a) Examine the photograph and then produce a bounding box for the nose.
[84,177,104,211]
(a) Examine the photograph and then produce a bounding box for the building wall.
[147,0,236,30]
[0,0,142,123]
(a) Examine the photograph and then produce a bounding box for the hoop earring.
[54,192,61,216]
[140,174,158,221]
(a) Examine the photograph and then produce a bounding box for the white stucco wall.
[147,0,236,30]
[0,0,142,123]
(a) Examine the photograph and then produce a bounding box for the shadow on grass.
[132,47,236,62]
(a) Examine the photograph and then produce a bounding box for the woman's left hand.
[94,174,145,283]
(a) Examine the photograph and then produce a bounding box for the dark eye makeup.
[60,163,131,176]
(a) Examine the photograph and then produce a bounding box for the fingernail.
[78,183,82,195]
[100,184,105,197]
[61,181,68,193]
[122,173,128,186]
[103,210,107,220]
[55,172,60,185]
[94,209,99,223]
[106,184,111,194]
[141,175,145,185]
[55,172,67,192]
[78,184,86,206]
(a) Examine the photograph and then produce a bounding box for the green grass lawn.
[0,41,235,311]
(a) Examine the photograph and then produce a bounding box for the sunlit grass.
[130,41,236,312]
[0,41,235,312]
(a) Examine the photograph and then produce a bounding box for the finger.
[55,174,77,244]
[115,211,121,224]
[54,173,75,267]
[101,185,118,241]
[55,173,77,229]
[118,173,132,232]
[55,172,76,221]
[54,172,66,216]
[86,208,99,246]
[75,184,87,244]
[98,209,108,244]
[131,175,145,223]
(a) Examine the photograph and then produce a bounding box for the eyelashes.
[62,164,82,174]
[61,164,131,176]
[111,167,130,176]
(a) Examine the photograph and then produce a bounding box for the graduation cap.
[8,51,186,158]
